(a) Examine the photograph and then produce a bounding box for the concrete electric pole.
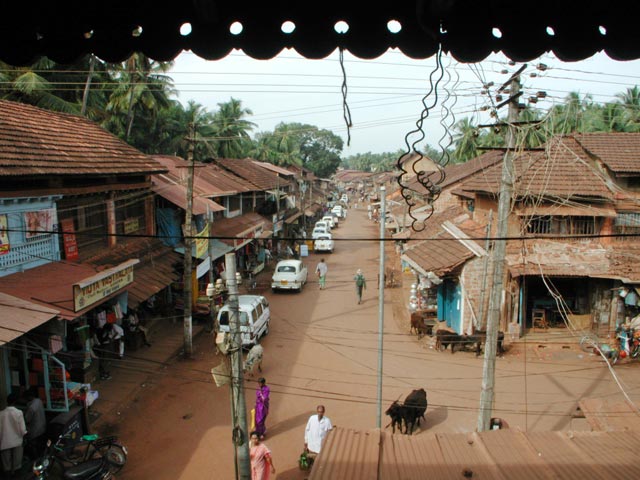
[477,67,523,431]
[224,253,251,479]
[183,123,196,357]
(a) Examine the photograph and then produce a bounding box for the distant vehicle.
[314,234,334,253]
[312,227,329,240]
[330,213,340,227]
[271,259,308,292]
[331,205,346,219]
[341,194,349,203]
[322,215,337,228]
[314,220,331,233]
[217,295,270,347]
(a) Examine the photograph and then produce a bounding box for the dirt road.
[110,206,640,479]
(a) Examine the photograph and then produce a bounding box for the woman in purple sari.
[255,377,270,439]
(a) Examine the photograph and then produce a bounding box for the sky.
[167,48,640,157]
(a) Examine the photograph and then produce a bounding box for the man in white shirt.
[304,405,333,455]
[0,393,27,477]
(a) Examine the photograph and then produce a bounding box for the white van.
[216,295,270,347]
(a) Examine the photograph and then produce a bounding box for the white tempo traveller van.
[216,295,270,347]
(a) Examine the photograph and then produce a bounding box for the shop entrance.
[522,276,590,330]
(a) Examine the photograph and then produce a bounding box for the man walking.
[24,387,46,461]
[354,269,367,304]
[315,259,328,290]
[304,405,333,457]
[0,393,27,478]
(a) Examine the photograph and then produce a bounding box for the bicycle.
[54,432,128,474]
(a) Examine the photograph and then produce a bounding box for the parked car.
[322,215,336,228]
[331,205,346,219]
[312,227,329,240]
[271,259,308,292]
[341,193,349,203]
[314,234,334,253]
[217,295,270,347]
[314,220,331,233]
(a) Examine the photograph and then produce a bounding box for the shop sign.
[124,217,139,234]
[196,224,209,259]
[0,214,9,255]
[60,218,78,261]
[73,259,139,312]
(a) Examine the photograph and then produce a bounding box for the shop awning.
[127,250,182,308]
[152,181,225,215]
[175,238,235,261]
[0,262,122,320]
[266,189,288,199]
[212,213,267,249]
[257,230,273,239]
[0,292,59,344]
[285,212,303,224]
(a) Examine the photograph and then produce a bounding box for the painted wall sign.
[60,218,78,261]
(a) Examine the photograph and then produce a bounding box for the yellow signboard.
[196,224,209,259]
[73,259,139,312]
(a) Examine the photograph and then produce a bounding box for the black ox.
[385,388,428,435]
[435,329,505,356]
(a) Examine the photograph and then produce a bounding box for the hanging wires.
[395,45,446,232]
[339,47,353,147]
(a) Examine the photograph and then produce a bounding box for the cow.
[403,388,428,434]
[410,313,430,338]
[243,344,263,376]
[466,330,506,356]
[435,329,464,353]
[385,388,428,435]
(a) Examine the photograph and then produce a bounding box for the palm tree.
[452,117,481,162]
[209,98,256,158]
[615,86,640,129]
[104,53,175,142]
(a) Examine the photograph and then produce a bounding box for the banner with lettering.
[195,224,209,259]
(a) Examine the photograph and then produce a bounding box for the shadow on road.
[423,405,449,430]
[266,411,312,439]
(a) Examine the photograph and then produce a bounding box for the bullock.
[466,330,506,356]
[243,344,263,376]
[403,388,428,434]
[435,330,464,353]
[385,388,428,435]
[410,313,430,338]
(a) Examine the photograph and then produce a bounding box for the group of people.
[0,388,46,478]
[248,376,333,480]
[315,259,368,303]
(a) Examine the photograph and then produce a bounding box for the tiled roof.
[0,99,166,176]
[460,136,613,200]
[401,206,486,276]
[213,158,285,191]
[439,150,504,189]
[574,132,640,174]
[251,160,296,177]
[310,427,640,480]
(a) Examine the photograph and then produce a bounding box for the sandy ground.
[99,206,640,480]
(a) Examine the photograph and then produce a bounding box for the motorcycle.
[32,432,127,479]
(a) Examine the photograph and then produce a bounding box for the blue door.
[437,280,462,333]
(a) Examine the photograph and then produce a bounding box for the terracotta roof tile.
[0,99,166,176]
[213,158,288,191]
[460,136,613,200]
[574,132,640,174]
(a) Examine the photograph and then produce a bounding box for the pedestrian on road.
[24,387,46,461]
[354,269,367,304]
[304,405,333,456]
[250,431,276,480]
[315,259,328,290]
[254,378,270,440]
[0,393,27,478]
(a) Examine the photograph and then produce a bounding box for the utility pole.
[224,253,251,479]
[182,123,195,357]
[207,206,216,333]
[376,185,386,428]
[477,68,523,431]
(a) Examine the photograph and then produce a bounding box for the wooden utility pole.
[224,253,251,479]
[182,123,196,357]
[477,68,523,431]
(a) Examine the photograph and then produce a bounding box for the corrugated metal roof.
[578,398,640,432]
[213,158,285,191]
[212,213,266,246]
[0,292,59,344]
[0,100,166,176]
[152,175,225,214]
[310,427,640,480]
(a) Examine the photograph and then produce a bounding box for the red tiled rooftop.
[574,132,640,174]
[213,158,286,191]
[0,99,166,176]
